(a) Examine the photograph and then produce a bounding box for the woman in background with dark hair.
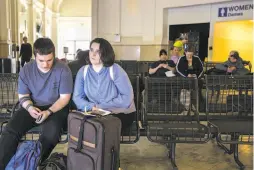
[68,50,89,81]
[73,38,136,131]
[176,46,203,78]
[176,45,205,111]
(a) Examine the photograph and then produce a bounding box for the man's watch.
[47,108,54,115]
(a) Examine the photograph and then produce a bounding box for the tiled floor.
[53,137,253,170]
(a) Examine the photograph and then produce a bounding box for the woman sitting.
[171,46,181,64]
[73,38,136,131]
[176,46,203,78]
[215,51,249,75]
[176,46,205,110]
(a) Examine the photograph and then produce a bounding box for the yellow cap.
[173,40,183,48]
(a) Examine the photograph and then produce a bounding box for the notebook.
[73,109,111,117]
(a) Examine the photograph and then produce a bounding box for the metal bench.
[206,75,253,170]
[142,77,210,170]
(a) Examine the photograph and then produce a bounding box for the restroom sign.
[218,4,253,17]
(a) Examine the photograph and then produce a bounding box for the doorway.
[169,23,210,62]
[58,17,91,61]
[64,40,90,60]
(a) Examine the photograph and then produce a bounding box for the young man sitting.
[149,49,176,77]
[0,38,73,169]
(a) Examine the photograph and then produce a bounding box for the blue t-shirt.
[18,60,73,106]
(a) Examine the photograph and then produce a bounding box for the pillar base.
[0,41,11,58]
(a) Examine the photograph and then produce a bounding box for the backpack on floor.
[39,152,67,170]
[6,141,42,170]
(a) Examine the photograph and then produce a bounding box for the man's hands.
[27,106,41,119]
[39,110,51,119]
[27,106,51,123]
[150,63,172,75]
[35,110,51,124]
[157,63,168,69]
[157,63,172,71]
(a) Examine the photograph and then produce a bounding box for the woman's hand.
[92,106,99,111]
[227,67,236,73]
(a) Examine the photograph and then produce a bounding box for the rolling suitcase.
[68,111,121,170]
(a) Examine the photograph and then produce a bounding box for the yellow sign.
[213,20,253,66]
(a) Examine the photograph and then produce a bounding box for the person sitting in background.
[171,46,181,64]
[76,49,82,56]
[215,51,250,75]
[176,46,203,78]
[72,38,136,132]
[68,50,89,81]
[149,49,175,77]
[176,45,205,111]
[173,35,188,57]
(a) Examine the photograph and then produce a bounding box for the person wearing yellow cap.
[173,35,188,56]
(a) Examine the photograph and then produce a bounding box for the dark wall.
[169,23,210,62]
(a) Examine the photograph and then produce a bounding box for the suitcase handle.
[75,116,87,152]
[111,147,116,170]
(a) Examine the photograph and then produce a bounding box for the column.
[91,0,98,39]
[41,8,46,37]
[10,0,20,60]
[51,12,60,57]
[10,0,19,45]
[44,8,53,38]
[0,0,11,57]
[27,0,36,43]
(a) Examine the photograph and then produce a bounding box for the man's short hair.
[33,38,55,57]
[186,45,195,53]
[23,36,27,41]
[88,38,115,67]
[159,49,167,56]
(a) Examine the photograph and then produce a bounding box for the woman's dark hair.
[76,50,89,61]
[88,38,115,67]
[230,50,240,60]
[33,38,55,58]
[159,49,167,56]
